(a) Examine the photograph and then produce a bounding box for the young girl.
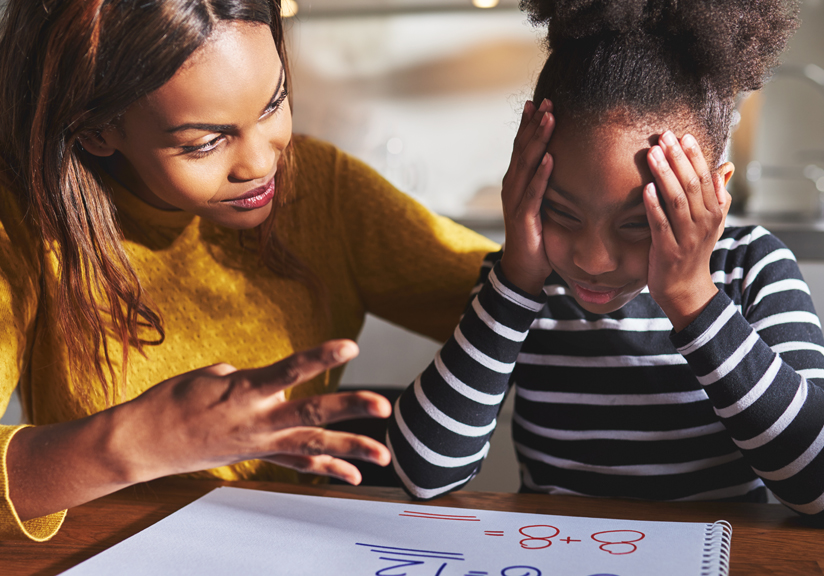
[388,0,824,518]
[0,0,497,540]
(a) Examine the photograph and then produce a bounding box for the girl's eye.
[542,199,579,222]
[262,87,289,118]
[181,135,225,159]
[621,220,650,230]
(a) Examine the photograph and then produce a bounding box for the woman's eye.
[181,135,224,159]
[262,88,289,118]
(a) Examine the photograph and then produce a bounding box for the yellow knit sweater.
[0,136,498,541]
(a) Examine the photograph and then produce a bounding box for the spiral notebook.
[63,486,732,576]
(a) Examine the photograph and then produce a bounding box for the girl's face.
[541,121,662,314]
[87,21,291,230]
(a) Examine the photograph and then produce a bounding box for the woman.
[0,0,497,540]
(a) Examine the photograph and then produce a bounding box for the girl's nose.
[230,126,276,182]
[572,232,619,276]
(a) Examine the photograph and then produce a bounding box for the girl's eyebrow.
[164,67,285,134]
[547,178,646,210]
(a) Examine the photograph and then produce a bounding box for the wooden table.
[1,478,822,575]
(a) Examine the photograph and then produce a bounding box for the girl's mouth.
[222,177,275,209]
[571,281,623,305]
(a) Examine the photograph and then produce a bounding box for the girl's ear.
[717,161,735,186]
[77,127,119,158]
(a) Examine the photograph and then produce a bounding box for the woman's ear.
[77,127,119,158]
[717,161,735,186]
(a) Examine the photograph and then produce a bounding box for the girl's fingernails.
[661,131,677,147]
[539,112,548,127]
[541,153,549,166]
[652,146,666,164]
[539,98,549,112]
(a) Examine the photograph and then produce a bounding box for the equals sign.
[484,531,504,537]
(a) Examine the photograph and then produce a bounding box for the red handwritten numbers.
[516,525,646,555]
[518,525,560,549]
[591,530,646,555]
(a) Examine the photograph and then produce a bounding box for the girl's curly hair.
[521,0,800,165]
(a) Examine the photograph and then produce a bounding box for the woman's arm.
[5,340,391,524]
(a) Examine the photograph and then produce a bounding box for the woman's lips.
[222,178,275,209]
[571,281,623,305]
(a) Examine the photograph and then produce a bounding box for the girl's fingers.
[504,99,555,209]
[520,152,554,216]
[672,132,719,213]
[657,131,705,218]
[643,182,676,249]
[648,145,692,236]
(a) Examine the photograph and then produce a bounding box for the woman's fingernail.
[539,98,549,112]
[539,112,548,127]
[334,342,357,361]
[662,131,677,147]
[541,153,549,166]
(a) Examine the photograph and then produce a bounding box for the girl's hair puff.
[520,0,800,165]
[0,0,307,407]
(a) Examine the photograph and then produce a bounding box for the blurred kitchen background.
[3,0,824,494]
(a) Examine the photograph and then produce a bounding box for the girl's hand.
[644,131,731,331]
[114,339,391,486]
[499,99,556,295]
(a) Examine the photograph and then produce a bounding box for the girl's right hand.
[113,339,391,486]
[499,99,556,295]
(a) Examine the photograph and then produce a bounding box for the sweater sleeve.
[387,252,545,498]
[670,227,824,518]
[331,149,499,342]
[0,192,66,541]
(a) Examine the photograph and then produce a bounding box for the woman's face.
[541,121,660,314]
[89,21,291,230]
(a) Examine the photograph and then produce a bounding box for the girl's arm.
[387,101,555,498]
[646,134,824,518]
[4,340,391,530]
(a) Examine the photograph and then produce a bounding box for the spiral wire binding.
[701,520,733,576]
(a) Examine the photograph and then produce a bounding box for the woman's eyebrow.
[164,67,285,134]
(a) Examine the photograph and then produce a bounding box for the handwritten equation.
[355,510,648,576]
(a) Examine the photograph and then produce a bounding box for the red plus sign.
[560,537,581,544]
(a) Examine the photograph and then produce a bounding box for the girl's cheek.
[542,227,572,268]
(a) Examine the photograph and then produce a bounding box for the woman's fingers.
[268,390,392,430]
[262,429,393,484]
[264,454,364,485]
[242,339,359,393]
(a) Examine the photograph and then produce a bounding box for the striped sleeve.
[387,252,544,499]
[671,228,824,518]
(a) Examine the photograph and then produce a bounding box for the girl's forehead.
[547,120,658,206]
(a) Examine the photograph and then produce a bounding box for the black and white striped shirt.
[388,226,824,518]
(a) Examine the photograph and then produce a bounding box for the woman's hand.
[644,131,732,331]
[7,340,391,521]
[115,339,391,484]
[499,99,556,295]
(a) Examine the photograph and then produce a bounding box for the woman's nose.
[230,126,276,182]
[572,232,619,276]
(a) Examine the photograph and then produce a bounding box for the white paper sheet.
[62,487,730,576]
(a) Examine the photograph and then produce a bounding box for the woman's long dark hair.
[0,0,307,405]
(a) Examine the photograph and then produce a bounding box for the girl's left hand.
[644,131,731,332]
